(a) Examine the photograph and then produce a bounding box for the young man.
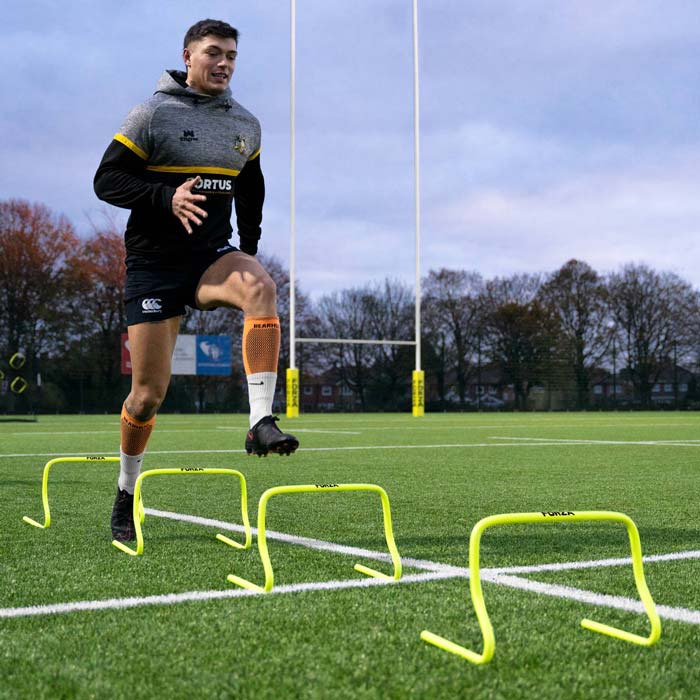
[94,19,298,542]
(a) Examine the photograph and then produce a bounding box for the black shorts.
[124,244,238,326]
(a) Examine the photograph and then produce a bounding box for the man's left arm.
[234,152,265,255]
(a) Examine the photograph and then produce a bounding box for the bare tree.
[365,279,414,409]
[422,269,483,408]
[480,274,558,409]
[68,227,128,392]
[540,259,609,408]
[606,264,699,407]
[316,287,377,411]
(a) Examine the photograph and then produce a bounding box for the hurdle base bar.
[420,631,490,665]
[22,516,46,529]
[216,533,249,551]
[227,574,266,593]
[112,539,140,556]
[353,563,396,580]
[580,618,657,646]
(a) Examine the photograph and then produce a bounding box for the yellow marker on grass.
[23,456,143,529]
[111,467,251,556]
[421,510,661,664]
[227,483,402,592]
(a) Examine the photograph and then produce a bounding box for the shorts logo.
[141,298,163,313]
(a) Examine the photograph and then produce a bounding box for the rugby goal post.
[286,0,424,418]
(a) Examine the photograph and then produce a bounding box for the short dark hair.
[184,19,239,49]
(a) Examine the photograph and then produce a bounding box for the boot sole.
[246,439,299,457]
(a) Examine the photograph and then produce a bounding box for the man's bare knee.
[243,273,277,316]
[126,387,167,421]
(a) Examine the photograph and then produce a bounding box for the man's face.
[183,36,237,95]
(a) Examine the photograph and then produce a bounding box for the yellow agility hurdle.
[227,483,402,593]
[421,510,661,665]
[23,456,143,529]
[112,467,251,556]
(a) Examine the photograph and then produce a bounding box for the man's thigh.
[128,316,182,389]
[195,251,274,311]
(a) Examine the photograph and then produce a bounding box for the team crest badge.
[233,135,247,154]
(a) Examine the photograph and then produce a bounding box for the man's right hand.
[171,177,208,234]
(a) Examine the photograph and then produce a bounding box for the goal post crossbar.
[295,338,416,347]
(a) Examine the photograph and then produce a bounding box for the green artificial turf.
[1,412,699,699]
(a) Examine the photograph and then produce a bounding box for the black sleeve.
[234,154,265,255]
[93,140,176,212]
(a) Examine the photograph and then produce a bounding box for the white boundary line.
[6,433,700,460]
[2,507,699,624]
[493,436,700,447]
[146,508,465,575]
[485,574,700,625]
[0,572,456,620]
[4,441,683,459]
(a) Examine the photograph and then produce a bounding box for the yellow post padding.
[412,370,425,416]
[286,368,300,418]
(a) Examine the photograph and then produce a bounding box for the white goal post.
[286,0,424,417]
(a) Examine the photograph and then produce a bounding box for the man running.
[94,18,298,542]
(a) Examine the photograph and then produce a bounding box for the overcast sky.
[3,0,700,297]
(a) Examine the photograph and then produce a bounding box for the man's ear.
[183,47,191,68]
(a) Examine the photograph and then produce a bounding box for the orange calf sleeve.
[120,404,156,456]
[242,316,280,375]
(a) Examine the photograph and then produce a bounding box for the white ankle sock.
[118,448,145,494]
[247,371,278,427]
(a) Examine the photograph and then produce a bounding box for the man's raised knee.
[244,273,276,315]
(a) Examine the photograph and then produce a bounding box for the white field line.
[216,427,362,435]
[0,571,456,619]
[3,421,699,437]
[6,435,700,460]
[3,429,239,437]
[152,508,700,578]
[492,436,700,447]
[0,442,629,459]
[486,574,700,626]
[2,507,699,622]
[147,508,463,574]
[487,549,700,575]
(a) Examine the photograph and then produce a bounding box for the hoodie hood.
[154,69,233,107]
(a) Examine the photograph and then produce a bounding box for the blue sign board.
[195,335,232,376]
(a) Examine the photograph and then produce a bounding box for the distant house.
[591,364,694,407]
[425,365,515,409]
[299,369,356,412]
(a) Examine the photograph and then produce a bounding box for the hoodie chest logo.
[191,177,233,194]
[180,130,199,142]
[233,135,247,155]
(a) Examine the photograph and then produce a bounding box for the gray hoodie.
[94,70,264,256]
